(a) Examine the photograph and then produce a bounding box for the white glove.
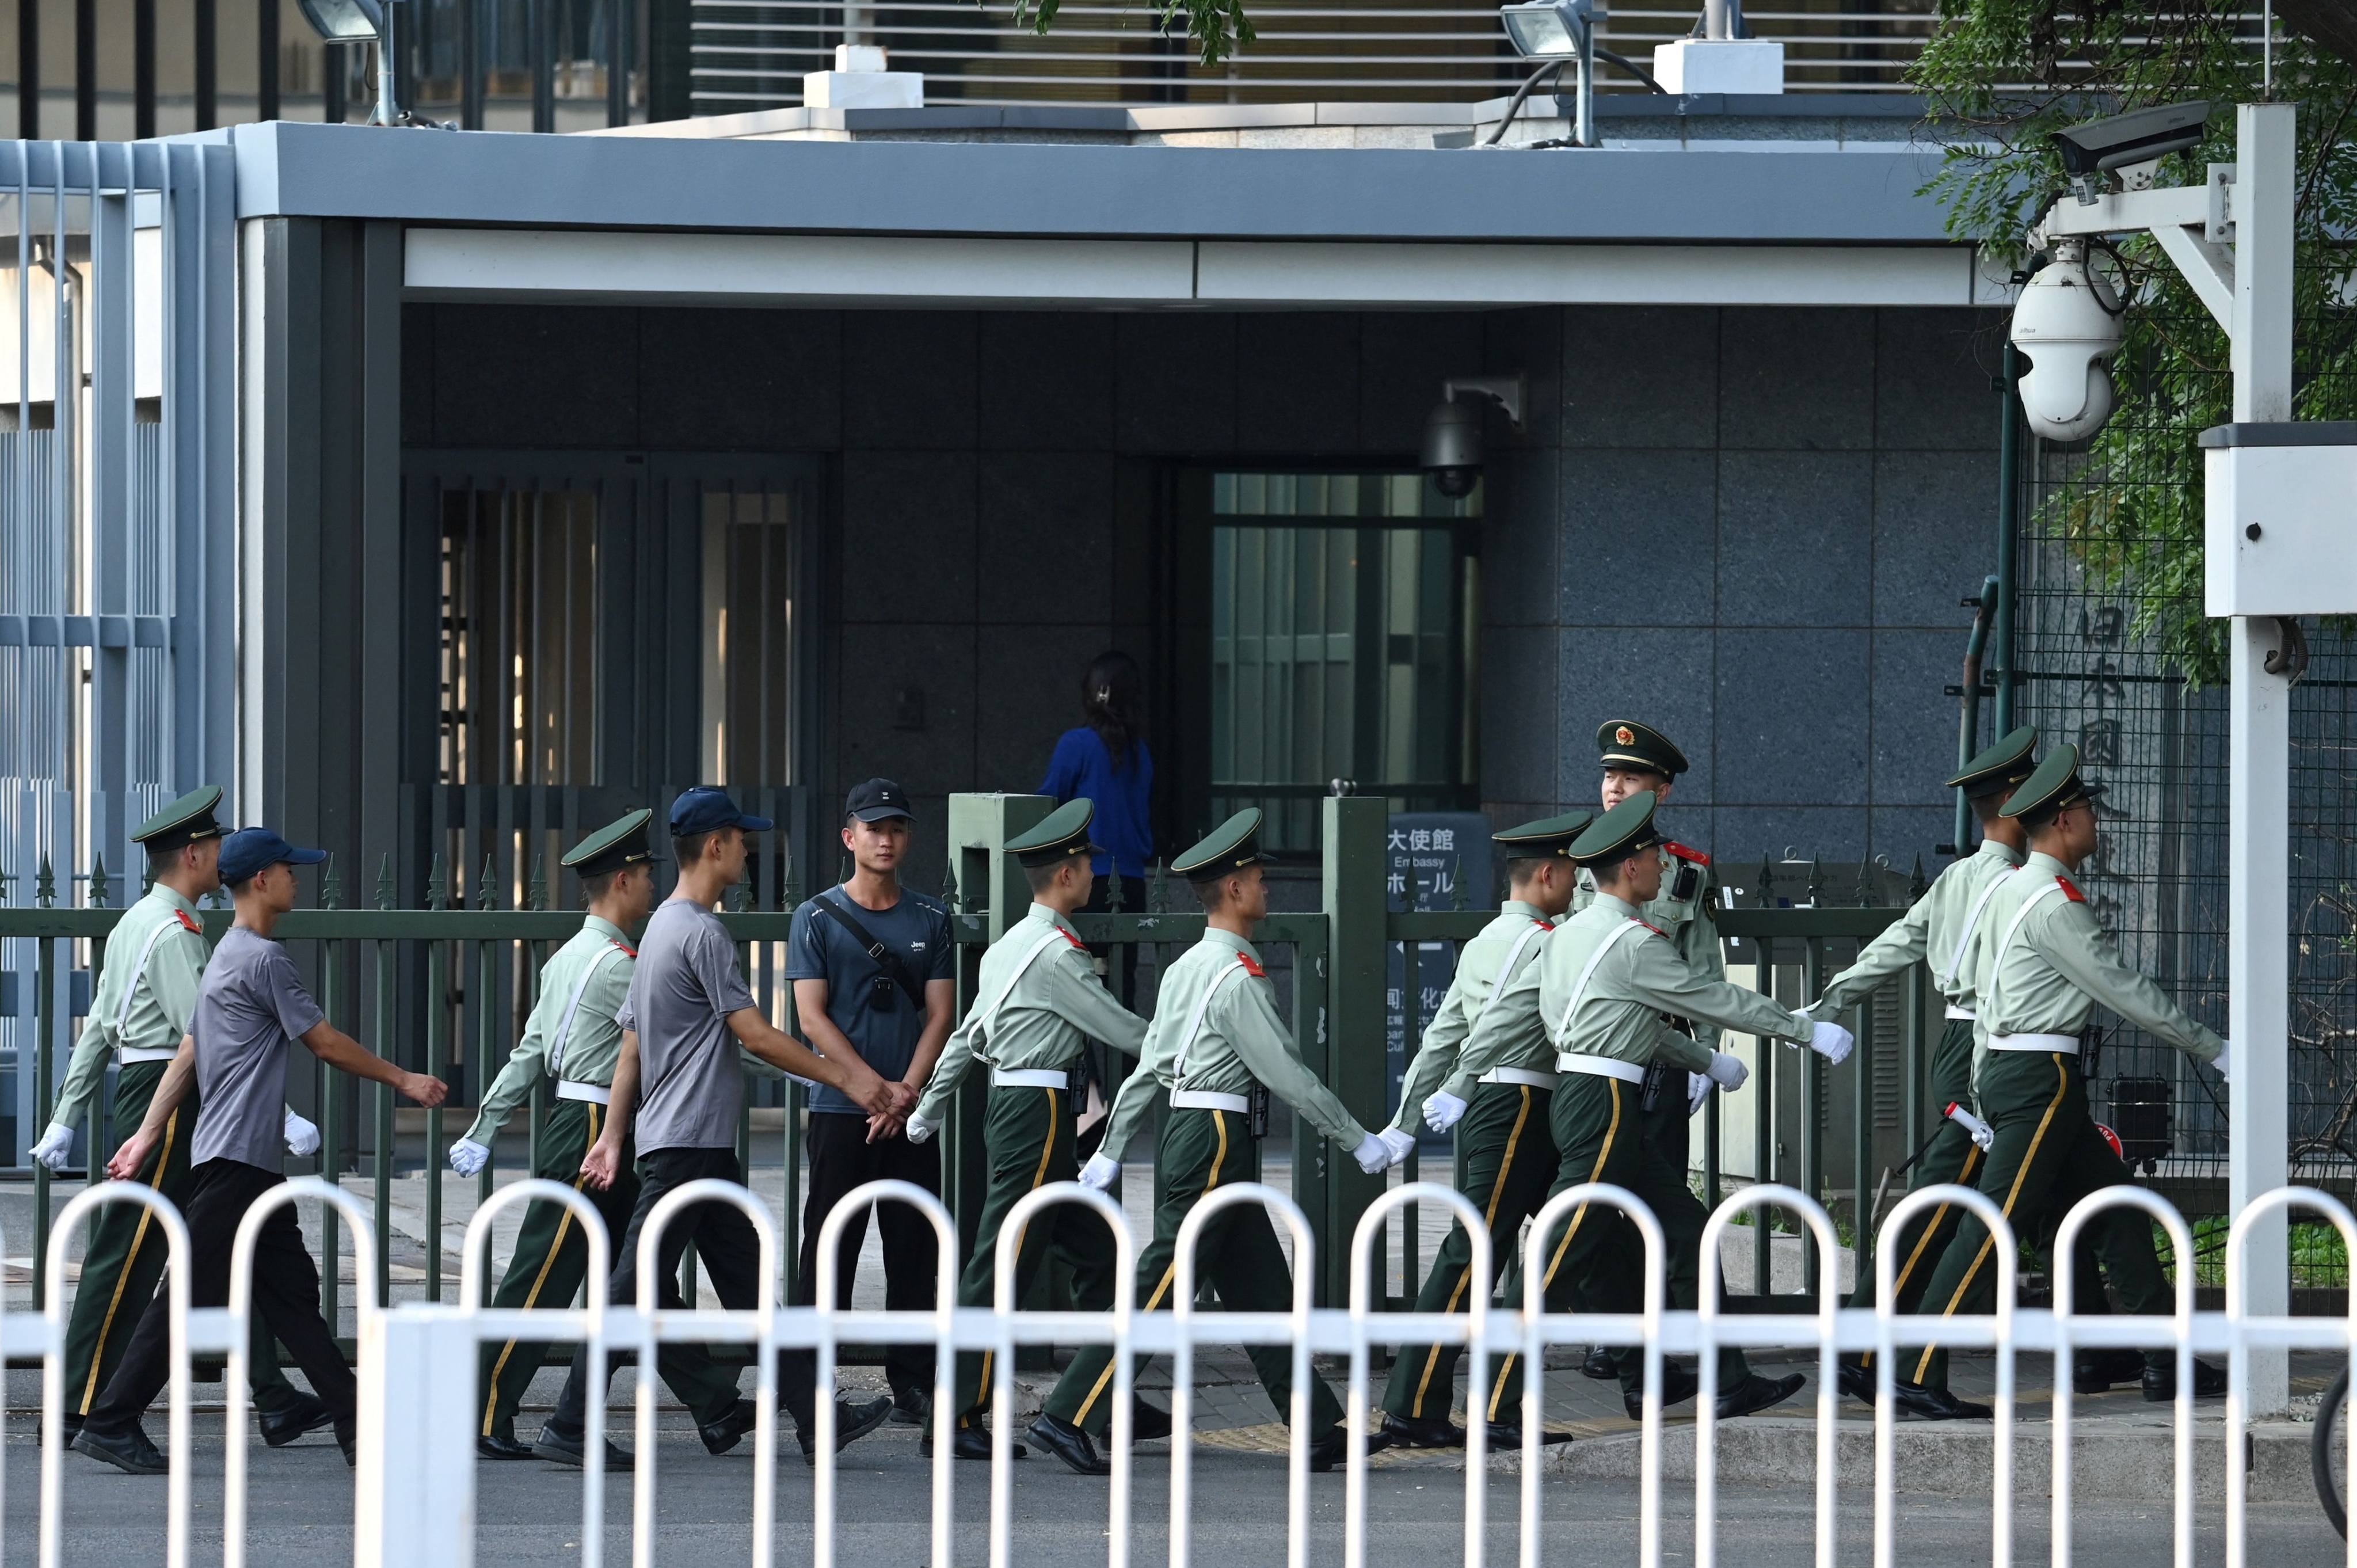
[1079,1153,1120,1190]
[1422,1090,1469,1133]
[904,1112,936,1145]
[1353,1132,1392,1174]
[1378,1127,1418,1169]
[2214,1047,2230,1084]
[1944,1101,1995,1151]
[447,1137,491,1177]
[283,1110,321,1158]
[1807,1021,1855,1066]
[29,1121,74,1172]
[1705,1050,1749,1093]
[1686,1072,1712,1117]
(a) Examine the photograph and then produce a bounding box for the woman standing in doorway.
[1039,650,1155,1008]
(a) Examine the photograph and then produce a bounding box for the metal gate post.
[353,1305,480,1568]
[1317,795,1388,1308]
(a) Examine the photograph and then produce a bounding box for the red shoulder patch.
[612,939,638,958]
[1537,919,1555,931]
[2057,876,2086,903]
[1666,842,1711,866]
[1632,918,1666,937]
[174,908,200,933]
[1061,928,1088,950]
[1237,953,1267,978]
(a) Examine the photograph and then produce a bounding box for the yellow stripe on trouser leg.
[78,1106,181,1415]
[974,1088,1064,1417]
[482,1103,598,1437]
[1406,1087,1531,1420]
[1488,1080,1621,1422]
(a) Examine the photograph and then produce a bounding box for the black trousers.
[794,1112,942,1399]
[549,1147,824,1436]
[85,1159,357,1441]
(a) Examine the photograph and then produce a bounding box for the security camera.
[1421,374,1526,499]
[2051,100,2210,200]
[2009,238,2123,443]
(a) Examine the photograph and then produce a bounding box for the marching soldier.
[1898,745,2228,1417]
[1377,810,1587,1449]
[1483,793,1845,1423]
[902,798,1165,1459]
[35,788,327,1447]
[1029,808,1403,1475]
[450,810,741,1459]
[1799,728,2039,1405]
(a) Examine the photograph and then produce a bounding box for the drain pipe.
[1992,344,2022,734]
[1952,574,2000,855]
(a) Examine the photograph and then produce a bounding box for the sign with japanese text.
[1386,811,1492,1124]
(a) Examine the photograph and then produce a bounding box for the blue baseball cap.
[668,786,773,837]
[218,827,328,885]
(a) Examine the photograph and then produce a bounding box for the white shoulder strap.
[1987,876,2070,999]
[1173,957,1254,1084]
[1470,919,1550,1027]
[547,942,632,1079]
[1940,870,2016,992]
[114,912,193,1034]
[1551,919,1650,1048]
[967,924,1074,1057]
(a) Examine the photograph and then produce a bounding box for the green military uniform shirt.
[1542,894,1812,1068]
[463,916,638,1147]
[1966,851,2223,1078]
[915,902,1148,1124]
[1809,838,2025,1019]
[53,886,209,1131]
[1098,927,1370,1160]
[1388,900,1556,1120]
[1572,839,1724,1051]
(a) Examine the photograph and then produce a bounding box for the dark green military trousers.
[63,1060,300,1421]
[475,1096,738,1443]
[1486,1071,1752,1413]
[1044,1103,1345,1439]
[1849,1019,1988,1365]
[951,1083,1120,1428]
[1905,1046,2172,1390]
[1381,1080,1558,1425]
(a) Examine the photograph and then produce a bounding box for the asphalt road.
[10,1420,2343,1567]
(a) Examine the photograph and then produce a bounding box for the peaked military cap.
[1494,809,1593,859]
[1597,719,1689,778]
[1008,798,1102,869]
[565,809,657,880]
[1568,791,1666,869]
[2000,743,2107,824]
[1172,808,1266,882]
[133,786,226,854]
[1948,725,2040,800]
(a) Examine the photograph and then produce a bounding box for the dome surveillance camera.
[1421,398,1484,498]
[2009,238,2124,443]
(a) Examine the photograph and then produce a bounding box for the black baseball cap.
[669,787,774,836]
[846,778,914,824]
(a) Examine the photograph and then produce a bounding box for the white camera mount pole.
[2033,101,2296,1415]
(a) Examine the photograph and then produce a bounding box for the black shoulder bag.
[810,890,928,1012]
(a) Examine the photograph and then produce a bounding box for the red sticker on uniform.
[2095,1122,2123,1160]
[1666,842,1711,866]
[174,909,200,933]
[2057,876,2086,903]
[1237,954,1266,977]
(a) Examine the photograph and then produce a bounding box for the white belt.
[119,1046,179,1064]
[1987,1032,2078,1055]
[1479,1067,1561,1090]
[555,1080,612,1105]
[1945,1005,1977,1022]
[1170,1089,1251,1114]
[1553,1053,1646,1084]
[991,1068,1068,1090]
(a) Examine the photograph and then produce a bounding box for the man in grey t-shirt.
[535,787,913,1469]
[74,829,448,1475]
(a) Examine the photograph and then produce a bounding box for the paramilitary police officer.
[1030,808,1403,1475]
[1799,728,2039,1404]
[1898,745,2229,1417]
[35,787,327,1447]
[1377,810,1587,1450]
[1484,793,1843,1422]
[901,798,1164,1460]
[451,810,741,1459]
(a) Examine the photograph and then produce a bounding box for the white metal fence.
[6,1177,2354,1568]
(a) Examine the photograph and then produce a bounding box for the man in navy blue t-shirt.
[787,778,957,1419]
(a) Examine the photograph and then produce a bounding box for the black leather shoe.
[478,1433,537,1460]
[920,1424,1027,1460]
[2073,1348,2146,1394]
[1835,1357,1876,1406]
[1717,1372,1807,1420]
[890,1387,930,1426]
[37,1414,83,1445]
[1486,1421,1574,1448]
[258,1392,337,1448]
[2142,1358,2227,1402]
[341,1434,357,1468]
[1380,1411,1465,1449]
[1884,1380,1992,1420]
[1028,1413,1111,1475]
[1623,1361,1700,1420]
[700,1398,759,1455]
[1129,1399,1173,1443]
[1307,1428,1393,1472]
[532,1425,633,1468]
[72,1424,167,1475]
[1581,1346,1619,1381]
[798,1395,894,1464]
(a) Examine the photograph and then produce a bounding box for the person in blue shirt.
[1039,650,1155,981]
